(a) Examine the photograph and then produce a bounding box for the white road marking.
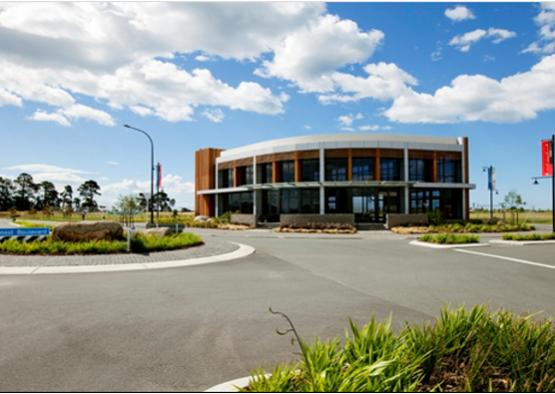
[455,248,555,270]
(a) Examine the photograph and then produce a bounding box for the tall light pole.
[123,124,154,225]
[532,134,555,232]
[483,165,496,221]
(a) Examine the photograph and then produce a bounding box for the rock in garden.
[138,227,172,237]
[194,215,209,222]
[52,221,124,242]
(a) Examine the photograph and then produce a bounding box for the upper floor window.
[409,159,431,182]
[352,158,374,181]
[218,169,233,188]
[380,158,401,181]
[244,166,253,185]
[437,159,461,183]
[301,159,320,182]
[259,163,273,183]
[325,158,347,181]
[280,160,295,182]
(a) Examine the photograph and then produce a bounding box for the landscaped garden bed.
[418,233,480,245]
[0,232,203,255]
[240,306,555,392]
[502,232,555,241]
[393,222,534,235]
[275,223,357,234]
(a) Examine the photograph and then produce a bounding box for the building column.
[252,156,257,224]
[404,146,410,214]
[214,160,219,217]
[215,194,219,217]
[462,137,470,220]
[319,147,325,214]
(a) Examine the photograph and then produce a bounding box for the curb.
[205,374,271,392]
[409,240,489,249]
[489,239,555,246]
[0,242,255,275]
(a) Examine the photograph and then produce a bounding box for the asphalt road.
[0,229,554,391]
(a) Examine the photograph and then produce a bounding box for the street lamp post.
[483,165,495,221]
[532,134,555,232]
[123,124,155,225]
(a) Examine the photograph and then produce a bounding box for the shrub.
[245,306,555,392]
[502,232,555,241]
[0,232,203,255]
[419,233,479,244]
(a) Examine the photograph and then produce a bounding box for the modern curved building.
[195,134,474,225]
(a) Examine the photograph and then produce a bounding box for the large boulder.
[52,221,124,242]
[137,227,172,237]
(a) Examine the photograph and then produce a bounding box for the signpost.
[0,228,50,237]
[483,165,496,220]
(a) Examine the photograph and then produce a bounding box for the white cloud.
[384,54,555,123]
[0,3,315,124]
[304,124,312,130]
[445,6,475,22]
[358,124,391,132]
[105,161,119,166]
[28,110,70,127]
[523,3,555,54]
[449,28,516,52]
[202,108,225,123]
[3,163,90,183]
[337,112,363,131]
[256,14,384,92]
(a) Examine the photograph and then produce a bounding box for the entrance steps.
[357,223,386,231]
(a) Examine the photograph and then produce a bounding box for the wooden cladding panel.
[351,148,377,158]
[347,149,352,181]
[379,148,404,158]
[375,149,381,181]
[195,148,222,216]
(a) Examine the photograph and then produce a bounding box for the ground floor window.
[325,187,402,222]
[409,188,462,219]
[219,192,253,214]
[280,188,319,214]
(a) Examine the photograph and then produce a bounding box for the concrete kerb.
[205,374,271,392]
[0,242,255,275]
[489,239,555,246]
[409,240,490,249]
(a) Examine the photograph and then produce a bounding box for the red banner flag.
[542,139,553,176]
[156,163,163,190]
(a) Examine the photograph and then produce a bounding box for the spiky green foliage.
[419,233,480,244]
[502,232,555,241]
[245,306,555,392]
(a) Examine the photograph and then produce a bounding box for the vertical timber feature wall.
[195,148,222,216]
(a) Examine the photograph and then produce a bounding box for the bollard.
[126,227,133,253]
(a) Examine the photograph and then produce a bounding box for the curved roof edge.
[218,133,465,162]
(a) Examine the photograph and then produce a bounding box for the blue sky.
[0,2,554,209]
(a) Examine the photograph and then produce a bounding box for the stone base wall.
[230,214,256,227]
[386,213,428,229]
[280,214,355,227]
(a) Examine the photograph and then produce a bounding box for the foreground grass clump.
[15,221,55,231]
[0,232,203,255]
[502,232,555,241]
[419,233,479,244]
[245,306,555,392]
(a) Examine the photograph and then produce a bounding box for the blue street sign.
[0,228,50,237]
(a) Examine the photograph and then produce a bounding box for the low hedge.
[502,232,555,241]
[245,306,555,392]
[0,232,203,255]
[419,233,480,244]
[393,222,534,234]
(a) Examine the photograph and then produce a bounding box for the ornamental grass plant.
[418,233,480,244]
[502,232,555,241]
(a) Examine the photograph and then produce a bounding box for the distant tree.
[113,195,141,227]
[0,177,15,211]
[137,192,148,211]
[60,185,73,210]
[503,190,526,224]
[73,197,81,212]
[13,173,37,211]
[36,181,59,210]
[153,190,176,212]
[77,180,101,212]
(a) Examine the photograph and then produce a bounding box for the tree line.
[0,173,177,214]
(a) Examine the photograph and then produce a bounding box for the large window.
[280,188,319,213]
[325,188,351,213]
[280,161,295,182]
[301,159,320,182]
[325,158,347,181]
[380,158,401,181]
[409,188,462,219]
[409,159,431,182]
[280,189,299,213]
[218,169,233,188]
[437,159,461,183]
[300,189,320,213]
[237,166,253,186]
[352,158,374,181]
[259,163,273,184]
[220,192,253,214]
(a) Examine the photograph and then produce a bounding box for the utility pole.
[483,165,496,221]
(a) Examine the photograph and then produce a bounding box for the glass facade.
[219,192,253,214]
[236,166,253,186]
[280,160,295,182]
[259,163,273,184]
[409,159,432,182]
[218,169,233,188]
[325,158,347,181]
[280,188,319,214]
[352,158,374,181]
[409,188,462,219]
[437,159,462,183]
[380,158,402,181]
[301,159,320,182]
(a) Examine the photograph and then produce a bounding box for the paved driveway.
[0,229,554,391]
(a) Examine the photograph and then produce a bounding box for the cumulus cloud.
[523,3,555,54]
[337,112,363,131]
[358,124,392,132]
[28,110,71,127]
[449,28,516,52]
[445,5,475,22]
[27,104,115,127]
[0,3,315,125]
[3,164,91,183]
[202,108,225,123]
[256,14,384,92]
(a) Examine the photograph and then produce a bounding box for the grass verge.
[245,306,555,392]
[418,233,479,244]
[502,232,555,241]
[0,232,203,255]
